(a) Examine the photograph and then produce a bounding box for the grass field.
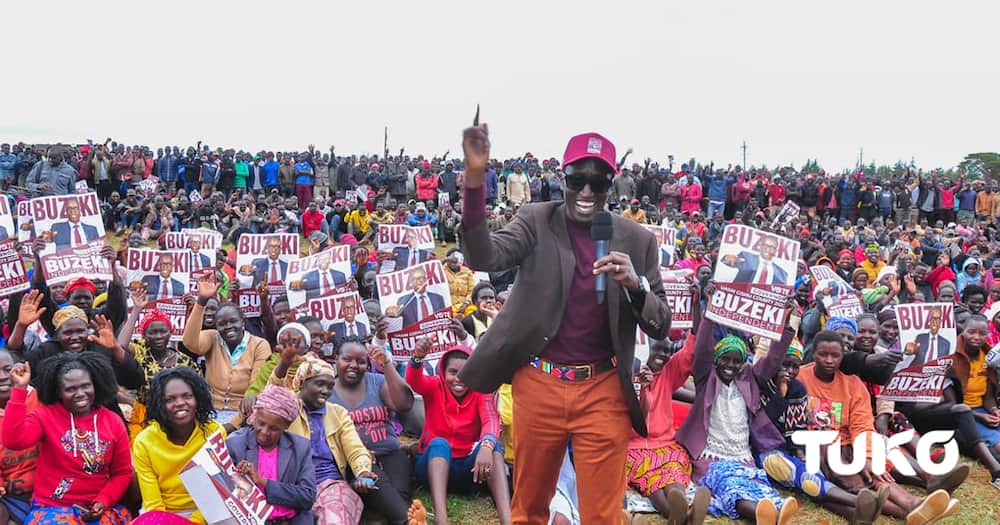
[391,458,997,524]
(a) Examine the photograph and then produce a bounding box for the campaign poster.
[879,303,957,403]
[661,268,694,329]
[809,265,863,320]
[284,245,352,309]
[179,430,272,525]
[705,224,799,339]
[438,192,450,210]
[377,224,435,274]
[133,297,187,341]
[16,199,34,258]
[126,249,190,302]
[770,201,801,229]
[293,291,370,358]
[161,229,222,291]
[30,193,112,285]
[0,199,27,297]
[74,180,89,194]
[642,225,677,268]
[234,233,299,318]
[377,259,452,333]
[386,310,464,365]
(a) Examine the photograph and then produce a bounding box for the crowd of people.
[0,132,997,525]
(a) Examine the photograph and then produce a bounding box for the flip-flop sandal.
[688,486,711,525]
[927,498,960,525]
[665,487,688,525]
[906,489,949,525]
[853,488,878,525]
[756,498,778,525]
[777,497,799,525]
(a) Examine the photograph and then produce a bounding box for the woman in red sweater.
[2,352,133,525]
[406,338,510,525]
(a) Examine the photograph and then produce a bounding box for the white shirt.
[752,260,776,285]
[701,382,753,464]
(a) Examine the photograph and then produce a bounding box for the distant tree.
[958,152,1000,181]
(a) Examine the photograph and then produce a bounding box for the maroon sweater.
[463,185,612,364]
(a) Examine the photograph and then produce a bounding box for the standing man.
[458,114,671,524]
[25,146,77,196]
[0,144,17,190]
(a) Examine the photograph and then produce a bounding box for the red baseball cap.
[562,132,616,173]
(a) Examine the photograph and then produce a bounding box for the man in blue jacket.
[706,169,734,220]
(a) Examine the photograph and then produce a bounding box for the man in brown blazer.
[457,114,672,524]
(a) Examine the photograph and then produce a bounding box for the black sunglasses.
[564,173,613,194]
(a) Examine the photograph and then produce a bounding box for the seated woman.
[326,337,414,525]
[182,277,271,428]
[0,349,39,525]
[407,338,510,525]
[1,353,133,525]
[10,293,144,403]
[675,313,799,525]
[759,341,891,524]
[277,354,380,524]
[132,367,223,524]
[800,330,955,523]
[627,284,710,524]
[118,290,199,438]
[460,283,498,341]
[226,385,317,525]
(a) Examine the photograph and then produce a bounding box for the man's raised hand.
[461,105,489,188]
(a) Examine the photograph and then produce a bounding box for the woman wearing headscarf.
[226,385,317,525]
[272,354,380,524]
[956,257,983,294]
[132,368,222,524]
[11,239,127,338]
[9,291,143,401]
[182,277,271,428]
[117,289,199,438]
[2,353,133,525]
[675,313,800,524]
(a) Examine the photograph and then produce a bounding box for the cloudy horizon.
[3,0,997,172]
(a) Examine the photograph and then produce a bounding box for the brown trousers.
[511,365,630,524]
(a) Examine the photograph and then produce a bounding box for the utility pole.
[741,141,747,169]
[858,147,864,171]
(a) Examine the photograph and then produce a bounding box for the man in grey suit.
[453,118,671,524]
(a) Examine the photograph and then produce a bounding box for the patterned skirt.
[26,504,131,525]
[312,479,364,525]
[699,460,785,519]
[625,442,692,496]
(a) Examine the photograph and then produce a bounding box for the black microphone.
[591,211,613,304]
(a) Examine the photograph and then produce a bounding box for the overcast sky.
[3,1,997,171]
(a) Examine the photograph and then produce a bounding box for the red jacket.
[925,265,956,296]
[405,346,500,457]
[301,210,325,238]
[1,388,132,508]
[416,174,439,201]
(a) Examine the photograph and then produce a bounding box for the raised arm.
[371,345,414,412]
[459,110,535,272]
[691,314,717,386]
[1,364,43,450]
